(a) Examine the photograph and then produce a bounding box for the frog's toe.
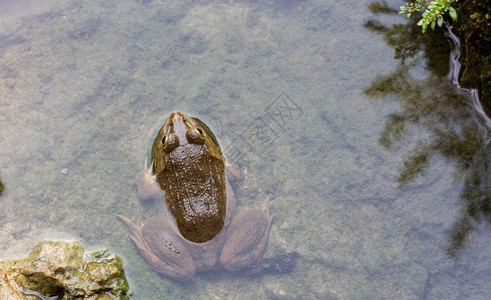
[117,214,145,244]
[261,195,273,217]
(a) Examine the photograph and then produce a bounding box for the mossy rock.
[0,241,129,299]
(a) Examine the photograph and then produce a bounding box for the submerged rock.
[0,241,129,299]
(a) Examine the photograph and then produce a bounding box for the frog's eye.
[186,127,205,144]
[162,133,179,152]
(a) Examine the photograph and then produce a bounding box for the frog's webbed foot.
[117,215,196,281]
[137,158,163,202]
[220,196,273,272]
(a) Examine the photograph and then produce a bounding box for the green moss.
[0,241,130,299]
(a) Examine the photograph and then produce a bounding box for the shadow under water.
[365,1,491,258]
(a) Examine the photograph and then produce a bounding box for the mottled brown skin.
[154,112,227,243]
[118,112,272,281]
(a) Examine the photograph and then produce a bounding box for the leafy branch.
[400,0,459,32]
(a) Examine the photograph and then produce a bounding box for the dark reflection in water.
[365,1,490,258]
[0,177,4,196]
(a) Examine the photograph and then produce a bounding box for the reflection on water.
[0,175,4,196]
[365,1,491,258]
[2,0,491,297]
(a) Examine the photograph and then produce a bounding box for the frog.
[118,112,272,281]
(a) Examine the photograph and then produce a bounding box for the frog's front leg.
[225,162,245,183]
[137,158,164,202]
[220,197,273,271]
[117,215,196,281]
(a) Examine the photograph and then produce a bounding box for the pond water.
[1,0,490,299]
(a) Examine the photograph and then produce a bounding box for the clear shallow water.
[0,0,489,299]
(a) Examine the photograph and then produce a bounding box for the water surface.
[0,0,489,298]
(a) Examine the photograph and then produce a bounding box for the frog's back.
[152,112,227,244]
[158,144,226,243]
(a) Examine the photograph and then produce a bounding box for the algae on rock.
[0,241,129,299]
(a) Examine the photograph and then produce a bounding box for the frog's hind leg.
[117,215,196,281]
[220,197,273,272]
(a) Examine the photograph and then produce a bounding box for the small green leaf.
[431,20,436,30]
[422,23,428,33]
[448,7,457,20]
[407,13,411,18]
[417,19,424,26]
[437,16,443,27]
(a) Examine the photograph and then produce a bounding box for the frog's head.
[151,112,223,173]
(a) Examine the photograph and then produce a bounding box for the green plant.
[400,0,459,32]
[468,0,491,41]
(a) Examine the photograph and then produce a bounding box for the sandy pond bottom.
[0,0,490,299]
